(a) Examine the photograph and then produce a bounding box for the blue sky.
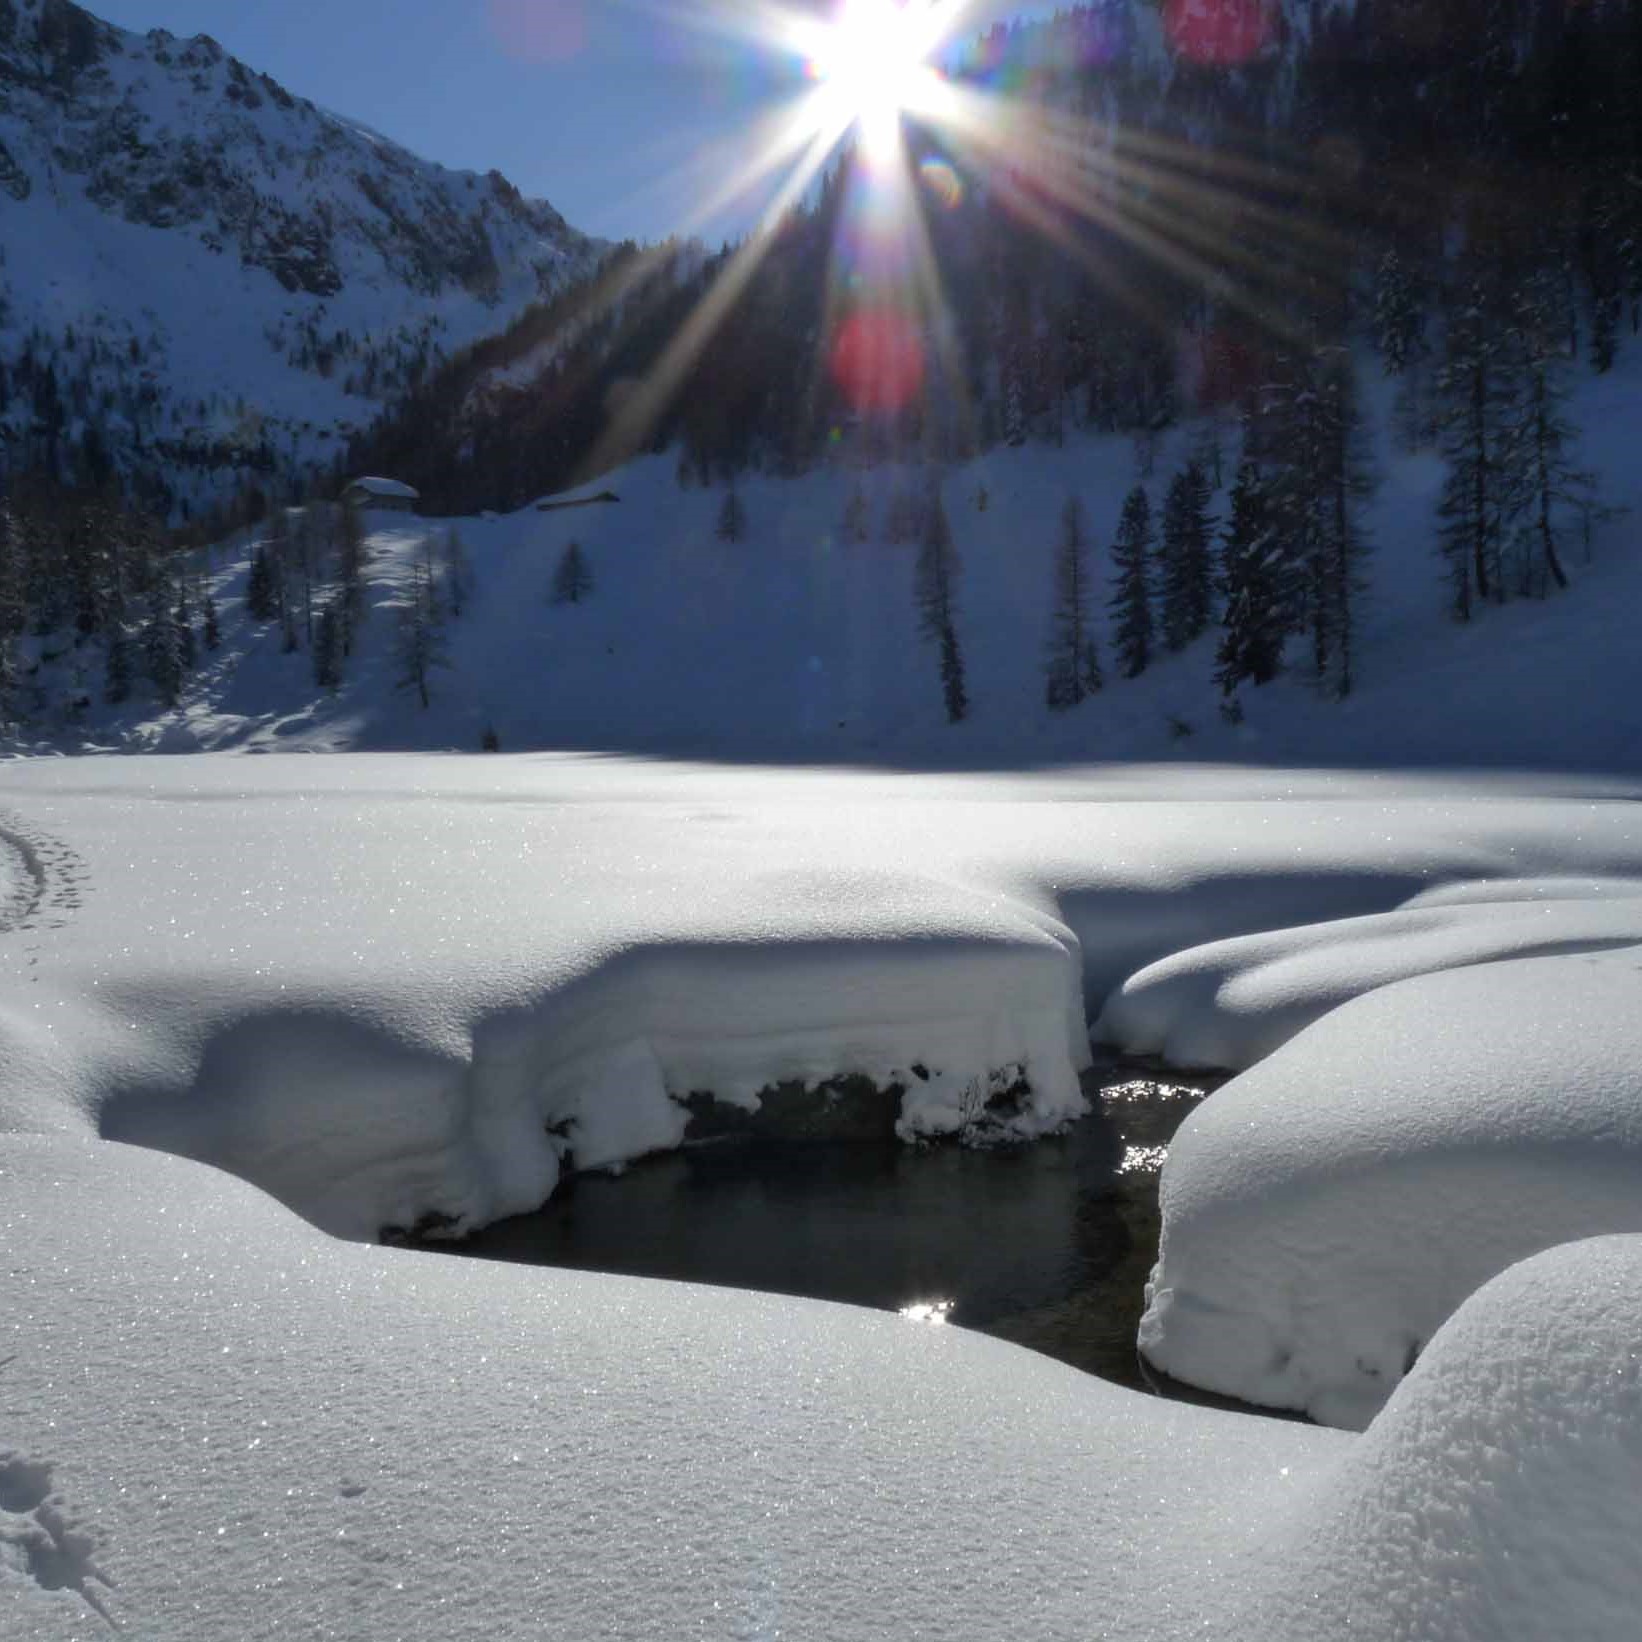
[91,1,1042,244]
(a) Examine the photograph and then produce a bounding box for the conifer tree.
[716,488,748,544]
[1437,280,1513,620]
[144,579,185,708]
[915,486,967,724]
[202,590,221,651]
[1308,356,1376,697]
[1214,462,1287,699]
[246,543,278,621]
[1045,495,1102,709]
[1158,461,1216,651]
[1503,271,1600,598]
[551,541,594,605]
[313,600,343,690]
[1107,486,1154,679]
[394,560,448,709]
[1374,247,1425,375]
[104,626,134,705]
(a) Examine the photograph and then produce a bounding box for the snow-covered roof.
[345,476,420,500]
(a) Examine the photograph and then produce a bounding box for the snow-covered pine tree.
[1045,495,1102,709]
[552,541,594,605]
[1157,461,1216,652]
[716,488,748,544]
[1214,461,1287,701]
[1107,486,1154,679]
[1437,278,1514,620]
[915,486,967,723]
[842,483,870,544]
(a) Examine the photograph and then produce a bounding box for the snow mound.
[0,1133,1342,1642]
[1141,951,1642,1426]
[1095,885,1642,1068]
[3,757,1642,1244]
[1249,1235,1642,1641]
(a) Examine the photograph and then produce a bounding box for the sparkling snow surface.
[1142,951,1642,1427]
[2,755,1641,1637]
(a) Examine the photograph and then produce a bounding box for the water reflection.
[451,1062,1220,1392]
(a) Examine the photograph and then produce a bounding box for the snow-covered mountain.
[0,0,600,516]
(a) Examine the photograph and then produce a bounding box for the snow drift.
[1141,951,1642,1426]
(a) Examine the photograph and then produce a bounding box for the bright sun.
[810,0,940,161]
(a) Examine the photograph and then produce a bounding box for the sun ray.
[588,106,855,475]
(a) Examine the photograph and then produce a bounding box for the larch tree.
[1045,495,1102,709]
[1503,269,1601,599]
[1437,278,1514,620]
[394,558,448,710]
[716,488,748,544]
[552,540,594,605]
[915,485,968,724]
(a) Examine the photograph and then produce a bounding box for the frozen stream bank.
[4,758,1642,1638]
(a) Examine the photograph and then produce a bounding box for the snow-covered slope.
[0,0,598,512]
[30,337,1642,769]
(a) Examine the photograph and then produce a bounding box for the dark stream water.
[446,1060,1226,1397]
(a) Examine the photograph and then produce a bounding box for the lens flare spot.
[486,0,587,64]
[918,158,964,210]
[1163,0,1271,66]
[831,308,926,415]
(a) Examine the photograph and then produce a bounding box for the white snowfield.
[0,1134,1351,1642]
[3,755,1642,1636]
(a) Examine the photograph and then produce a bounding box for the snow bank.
[1246,1235,1642,1642]
[1095,883,1642,1068]
[0,1133,1344,1642]
[1141,951,1642,1427]
[2,758,1640,1243]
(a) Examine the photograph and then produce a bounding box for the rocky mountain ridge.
[0,0,600,517]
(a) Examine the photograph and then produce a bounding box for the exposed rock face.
[0,0,600,511]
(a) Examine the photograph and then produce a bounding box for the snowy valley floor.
[4,753,1642,1639]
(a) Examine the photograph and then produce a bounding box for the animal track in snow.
[0,810,89,934]
[0,1450,117,1626]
